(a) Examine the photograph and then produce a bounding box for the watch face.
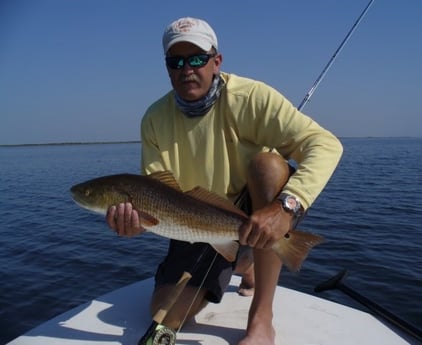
[282,194,300,214]
[285,196,298,210]
[278,193,301,214]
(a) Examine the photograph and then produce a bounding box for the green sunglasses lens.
[166,54,213,70]
[188,55,209,67]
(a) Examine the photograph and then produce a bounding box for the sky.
[1,0,421,145]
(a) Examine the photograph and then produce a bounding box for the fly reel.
[141,324,176,345]
[150,324,176,345]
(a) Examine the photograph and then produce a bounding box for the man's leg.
[239,152,291,345]
[150,285,208,330]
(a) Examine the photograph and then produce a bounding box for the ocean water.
[0,138,421,343]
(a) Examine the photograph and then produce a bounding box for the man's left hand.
[238,201,293,249]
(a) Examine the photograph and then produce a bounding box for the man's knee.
[246,152,291,209]
[248,152,290,182]
[248,152,290,177]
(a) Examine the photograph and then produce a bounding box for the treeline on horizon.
[0,136,420,148]
[0,140,141,148]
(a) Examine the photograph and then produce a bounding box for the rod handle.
[153,271,192,324]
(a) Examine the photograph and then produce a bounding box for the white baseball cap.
[162,17,218,54]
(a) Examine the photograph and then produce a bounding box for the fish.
[70,171,323,271]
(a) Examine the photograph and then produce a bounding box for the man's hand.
[106,202,145,237]
[238,201,293,249]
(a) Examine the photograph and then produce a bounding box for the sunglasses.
[165,53,216,70]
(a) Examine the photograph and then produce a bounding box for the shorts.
[154,241,235,303]
[154,162,302,303]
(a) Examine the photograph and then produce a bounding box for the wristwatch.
[277,193,302,217]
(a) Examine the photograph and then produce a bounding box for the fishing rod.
[235,0,375,205]
[297,0,375,111]
[138,246,215,345]
[137,271,191,345]
[315,269,422,342]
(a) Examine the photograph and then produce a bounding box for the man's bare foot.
[238,281,254,296]
[238,264,255,296]
[235,247,255,296]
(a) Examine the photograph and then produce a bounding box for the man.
[107,17,343,345]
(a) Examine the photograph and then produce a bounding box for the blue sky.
[1,0,421,145]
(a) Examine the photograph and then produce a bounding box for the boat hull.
[7,275,413,345]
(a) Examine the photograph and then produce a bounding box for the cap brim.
[165,35,212,53]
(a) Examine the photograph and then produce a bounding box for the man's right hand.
[106,202,145,237]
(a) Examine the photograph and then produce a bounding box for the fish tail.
[272,229,324,272]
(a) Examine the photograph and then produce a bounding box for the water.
[0,138,421,343]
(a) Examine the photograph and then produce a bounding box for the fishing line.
[138,246,218,345]
[176,250,219,333]
[235,0,375,207]
[297,0,375,111]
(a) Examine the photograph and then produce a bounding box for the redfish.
[70,171,323,271]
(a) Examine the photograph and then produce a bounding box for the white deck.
[7,275,413,345]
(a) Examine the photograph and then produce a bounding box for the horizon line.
[1,136,421,147]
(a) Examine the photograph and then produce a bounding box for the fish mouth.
[70,187,107,216]
[71,196,107,216]
[69,192,89,209]
[70,184,83,197]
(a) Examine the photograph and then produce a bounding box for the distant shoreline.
[0,141,141,148]
[0,137,420,148]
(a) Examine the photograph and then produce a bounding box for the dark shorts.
[154,162,301,303]
[154,241,235,303]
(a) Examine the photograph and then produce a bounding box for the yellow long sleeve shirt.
[141,72,343,210]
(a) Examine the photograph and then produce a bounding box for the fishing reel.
[139,324,176,345]
[138,272,193,345]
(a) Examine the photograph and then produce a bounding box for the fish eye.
[84,189,91,197]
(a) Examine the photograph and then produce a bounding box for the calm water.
[0,138,421,343]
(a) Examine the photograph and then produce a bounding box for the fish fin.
[271,229,324,272]
[137,210,160,227]
[211,241,240,262]
[148,171,182,191]
[187,187,247,218]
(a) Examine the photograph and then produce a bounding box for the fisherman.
[106,17,343,345]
